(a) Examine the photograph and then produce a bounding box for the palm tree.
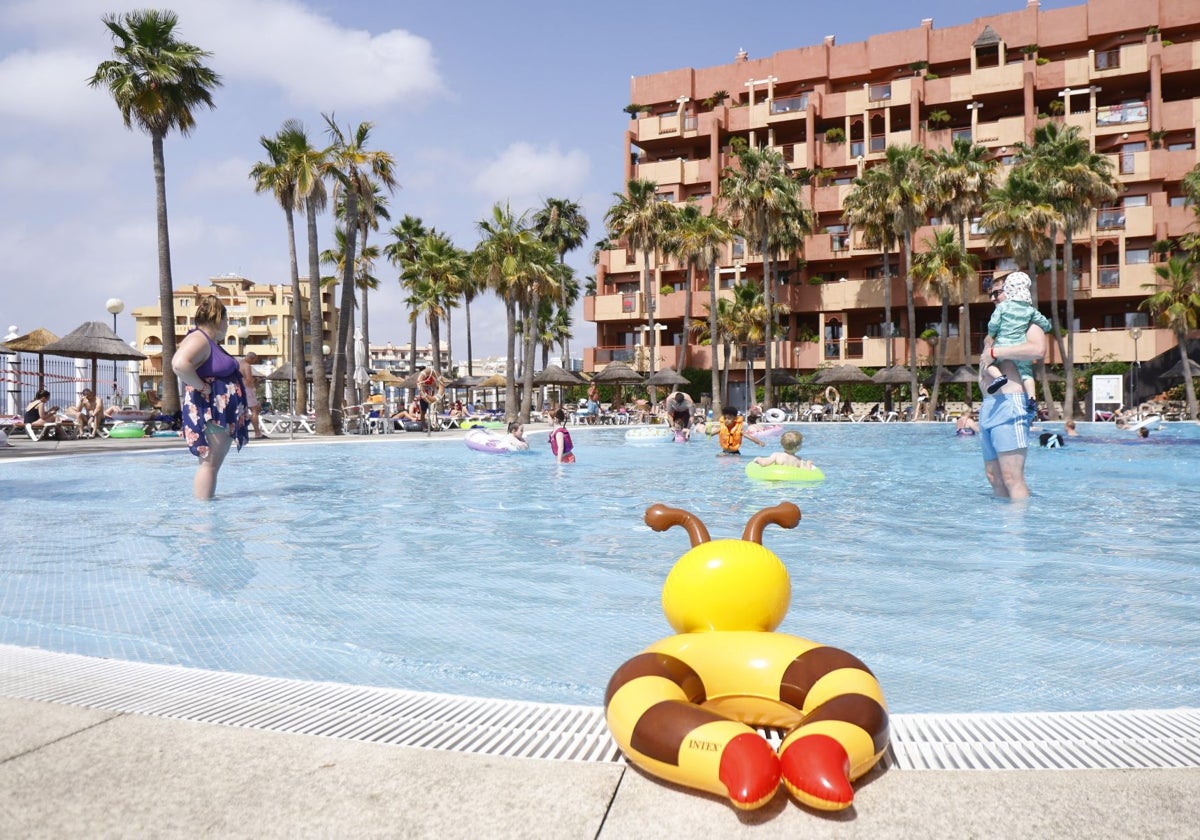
[1141,256,1200,420]
[474,203,552,421]
[335,180,390,353]
[723,282,786,409]
[720,146,807,407]
[844,165,899,372]
[249,120,311,414]
[929,139,997,356]
[911,228,978,414]
[384,215,428,374]
[90,10,220,415]
[664,203,734,412]
[980,168,1059,408]
[605,178,676,394]
[532,198,589,367]
[1014,122,1117,420]
[322,114,397,424]
[402,233,465,379]
[878,145,935,406]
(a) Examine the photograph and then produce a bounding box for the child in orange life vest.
[549,408,576,463]
[712,405,764,455]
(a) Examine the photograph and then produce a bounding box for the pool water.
[1,422,1197,714]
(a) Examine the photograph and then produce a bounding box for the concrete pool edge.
[2,644,1197,772]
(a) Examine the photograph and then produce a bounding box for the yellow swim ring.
[604,503,888,812]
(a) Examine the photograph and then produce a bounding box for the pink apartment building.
[587,0,1199,398]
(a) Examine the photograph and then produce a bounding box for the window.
[1125,248,1150,264]
[1096,208,1125,229]
[969,218,989,236]
[1098,269,1120,288]
[1169,195,1190,207]
[868,84,891,102]
[1168,141,1194,152]
[1122,195,1146,208]
[1094,48,1120,70]
[180,299,191,308]
[255,299,266,308]
[732,237,745,258]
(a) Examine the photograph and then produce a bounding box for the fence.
[2,352,141,417]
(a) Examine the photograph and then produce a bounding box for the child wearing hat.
[983,271,1052,413]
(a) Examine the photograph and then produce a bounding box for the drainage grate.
[2,645,1197,770]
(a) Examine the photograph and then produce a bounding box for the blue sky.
[0,0,1075,359]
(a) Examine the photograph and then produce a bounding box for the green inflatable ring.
[108,422,146,439]
[744,462,824,482]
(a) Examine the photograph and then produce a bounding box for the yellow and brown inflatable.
[604,503,888,811]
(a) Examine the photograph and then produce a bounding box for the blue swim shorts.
[979,393,1030,461]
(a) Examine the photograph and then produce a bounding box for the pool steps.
[2,644,1197,771]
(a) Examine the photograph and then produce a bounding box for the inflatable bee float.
[604,502,888,811]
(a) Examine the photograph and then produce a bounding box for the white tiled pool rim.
[2,645,1197,771]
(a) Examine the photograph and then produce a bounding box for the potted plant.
[1047,99,1065,117]
[908,60,928,76]
[623,103,649,118]
[824,127,846,144]
[927,109,951,129]
[1148,130,1167,149]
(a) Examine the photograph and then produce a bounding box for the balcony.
[1096,209,1125,230]
[769,93,808,116]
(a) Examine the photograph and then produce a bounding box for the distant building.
[588,0,1197,401]
[131,274,335,391]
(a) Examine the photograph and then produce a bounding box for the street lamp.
[236,324,250,355]
[106,298,124,403]
[1127,326,1142,416]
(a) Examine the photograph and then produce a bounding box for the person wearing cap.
[978,311,1046,502]
[982,271,1052,415]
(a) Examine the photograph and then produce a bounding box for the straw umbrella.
[533,364,585,411]
[476,373,508,411]
[40,321,146,399]
[813,364,874,410]
[643,366,689,387]
[2,327,60,398]
[590,360,645,412]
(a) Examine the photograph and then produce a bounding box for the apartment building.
[587,0,1199,392]
[131,274,335,391]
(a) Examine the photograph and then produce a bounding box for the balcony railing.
[770,94,808,114]
[1096,101,1147,126]
[1097,209,1126,230]
[1094,49,1121,71]
[1098,267,1120,288]
[868,84,892,103]
[869,134,886,152]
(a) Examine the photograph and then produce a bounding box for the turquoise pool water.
[1,422,1197,714]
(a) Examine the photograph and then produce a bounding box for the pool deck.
[3,427,1199,837]
[3,692,1197,839]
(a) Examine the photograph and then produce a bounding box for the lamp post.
[106,298,124,404]
[1128,326,1142,417]
[236,324,250,356]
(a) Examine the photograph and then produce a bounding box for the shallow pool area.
[1,422,1197,714]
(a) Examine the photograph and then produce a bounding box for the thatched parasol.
[2,327,60,394]
[1159,356,1200,380]
[643,366,689,387]
[813,364,874,384]
[590,360,645,385]
[40,321,146,394]
[533,365,586,386]
[871,365,913,384]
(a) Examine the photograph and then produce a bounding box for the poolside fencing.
[1,351,143,416]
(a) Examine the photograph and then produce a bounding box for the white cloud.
[185,156,258,195]
[0,47,114,124]
[471,142,590,215]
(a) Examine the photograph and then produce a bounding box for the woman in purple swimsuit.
[172,294,249,499]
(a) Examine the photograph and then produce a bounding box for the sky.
[0,0,1077,360]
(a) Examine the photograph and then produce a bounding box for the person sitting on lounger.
[24,390,62,439]
[74,388,105,438]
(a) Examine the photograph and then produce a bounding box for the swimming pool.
[1,422,1197,714]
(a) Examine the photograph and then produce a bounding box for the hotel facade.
[586,0,1199,397]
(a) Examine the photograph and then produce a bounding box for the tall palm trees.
[929,138,997,357]
[384,215,428,375]
[844,165,899,369]
[1014,122,1117,420]
[533,198,589,367]
[606,178,675,391]
[473,203,555,422]
[664,203,734,411]
[720,147,808,407]
[911,228,977,411]
[90,10,220,414]
[322,115,397,423]
[1142,256,1200,420]
[250,120,314,413]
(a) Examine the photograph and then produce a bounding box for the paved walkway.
[2,694,1196,839]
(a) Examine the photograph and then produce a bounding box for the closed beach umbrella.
[352,329,369,393]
